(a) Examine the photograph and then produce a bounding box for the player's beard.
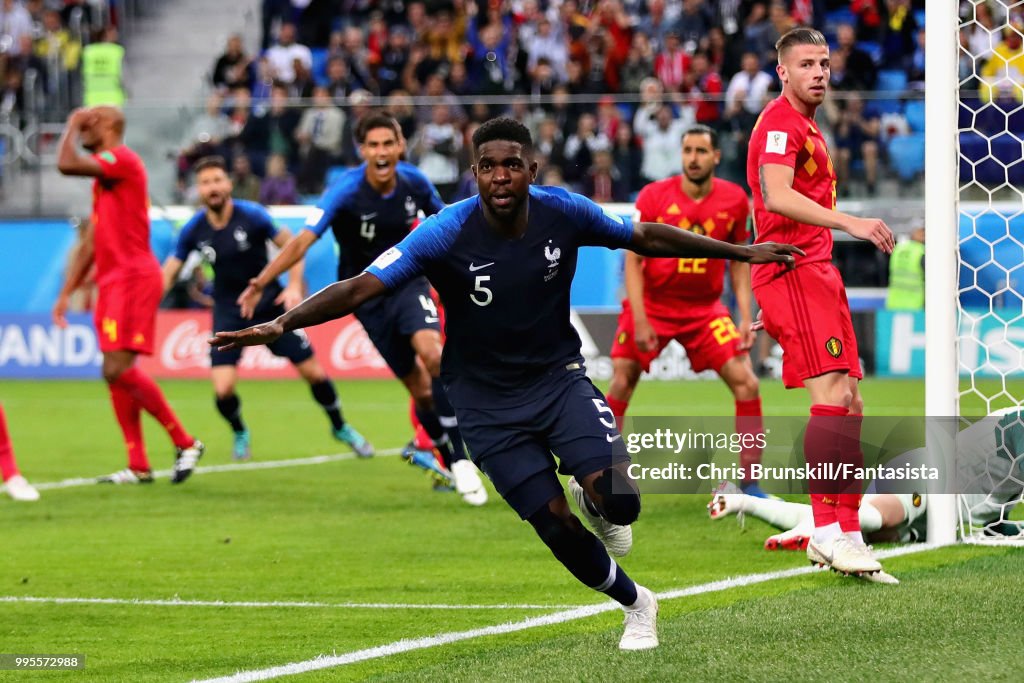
[685,169,713,185]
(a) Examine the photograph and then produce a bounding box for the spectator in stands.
[34,9,80,74]
[563,111,611,183]
[412,103,462,201]
[296,0,336,48]
[0,67,24,118]
[684,51,723,127]
[212,34,253,93]
[230,153,261,202]
[654,29,690,92]
[177,92,232,194]
[323,56,352,102]
[723,50,772,178]
[265,22,312,85]
[251,56,274,107]
[636,0,674,54]
[365,10,388,65]
[591,0,632,90]
[596,95,623,141]
[0,0,33,57]
[835,23,878,91]
[376,24,411,96]
[831,92,882,196]
[416,70,466,125]
[851,0,884,41]
[980,24,1024,104]
[583,148,628,202]
[446,59,473,99]
[294,85,344,194]
[425,8,466,66]
[526,15,568,83]
[880,0,919,70]
[508,97,545,139]
[224,85,252,146]
[707,25,742,80]
[963,0,999,62]
[339,88,372,166]
[539,164,572,190]
[620,31,655,95]
[908,28,925,86]
[240,83,300,173]
[405,0,430,43]
[259,152,298,205]
[341,25,378,94]
[467,15,514,96]
[385,89,417,141]
[611,120,643,195]
[535,116,567,173]
[290,58,316,99]
[676,0,713,53]
[637,103,689,183]
[260,0,291,50]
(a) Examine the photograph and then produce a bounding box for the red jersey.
[747,95,837,288]
[90,145,159,285]
[633,176,750,318]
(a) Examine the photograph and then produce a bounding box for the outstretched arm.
[759,163,894,253]
[630,221,804,265]
[211,272,388,351]
[237,228,318,317]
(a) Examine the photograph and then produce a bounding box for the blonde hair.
[776,27,828,63]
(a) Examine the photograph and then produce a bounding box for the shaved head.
[92,106,125,135]
[79,106,125,151]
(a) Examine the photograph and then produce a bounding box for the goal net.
[954,1,1024,544]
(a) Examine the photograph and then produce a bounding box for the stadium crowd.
[0,0,116,122]
[173,0,953,203]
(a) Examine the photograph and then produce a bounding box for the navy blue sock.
[431,378,466,465]
[414,402,456,466]
[215,394,245,433]
[310,380,344,431]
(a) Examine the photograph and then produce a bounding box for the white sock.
[741,495,810,530]
[858,501,884,533]
[812,521,842,544]
[846,530,865,545]
[625,586,651,611]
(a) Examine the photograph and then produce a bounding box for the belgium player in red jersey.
[608,125,769,497]
[747,28,895,580]
[54,106,204,485]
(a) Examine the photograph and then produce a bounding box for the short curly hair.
[471,117,533,154]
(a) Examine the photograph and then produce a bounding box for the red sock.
[108,383,150,472]
[806,404,849,527]
[0,404,21,481]
[837,413,865,533]
[735,397,763,482]
[114,367,193,449]
[606,395,628,431]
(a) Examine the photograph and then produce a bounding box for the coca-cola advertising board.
[0,312,392,379]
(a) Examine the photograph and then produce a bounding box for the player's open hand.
[236,279,264,319]
[52,293,70,328]
[744,243,805,268]
[750,310,765,333]
[209,321,284,352]
[844,216,895,254]
[737,319,756,351]
[276,284,303,311]
[634,318,658,353]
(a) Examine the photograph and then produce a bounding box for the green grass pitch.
[0,376,1020,681]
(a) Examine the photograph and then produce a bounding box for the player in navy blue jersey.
[212,118,802,650]
[237,112,487,505]
[161,156,373,461]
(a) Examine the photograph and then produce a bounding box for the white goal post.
[925,0,959,545]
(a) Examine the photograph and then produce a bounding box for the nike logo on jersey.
[606,433,622,443]
[468,262,495,271]
[360,212,378,221]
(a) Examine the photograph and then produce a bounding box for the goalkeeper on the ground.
[708,408,1024,547]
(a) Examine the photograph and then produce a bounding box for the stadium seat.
[825,8,856,31]
[311,47,329,84]
[887,133,925,181]
[877,69,908,93]
[904,99,925,132]
[857,41,884,65]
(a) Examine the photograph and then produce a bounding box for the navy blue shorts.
[355,277,440,379]
[455,367,630,519]
[211,304,315,367]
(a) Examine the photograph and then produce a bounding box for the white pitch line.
[0,596,580,611]
[31,447,405,491]
[192,543,944,683]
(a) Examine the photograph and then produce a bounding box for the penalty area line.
[0,595,581,611]
[30,447,405,492]
[192,543,943,683]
